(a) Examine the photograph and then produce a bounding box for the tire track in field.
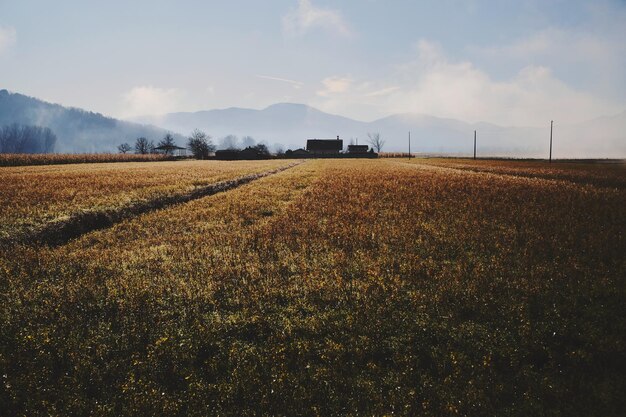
[2,161,304,248]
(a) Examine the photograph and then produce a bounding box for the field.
[0,158,624,416]
[0,153,171,167]
[0,159,292,243]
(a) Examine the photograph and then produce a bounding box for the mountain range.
[1,89,624,157]
[0,90,183,153]
[136,103,626,158]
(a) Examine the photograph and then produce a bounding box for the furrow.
[1,161,303,248]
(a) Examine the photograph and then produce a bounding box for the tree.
[158,133,177,155]
[273,143,285,156]
[367,132,385,153]
[220,135,239,150]
[241,136,256,148]
[0,123,57,154]
[187,129,215,159]
[253,143,270,157]
[135,137,153,154]
[42,127,57,153]
[118,143,132,154]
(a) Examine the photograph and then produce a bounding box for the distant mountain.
[2,89,623,157]
[0,90,184,153]
[135,103,626,158]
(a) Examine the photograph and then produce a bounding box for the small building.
[287,148,310,157]
[306,136,343,155]
[347,144,369,154]
[239,147,263,160]
[153,144,187,156]
[215,149,240,160]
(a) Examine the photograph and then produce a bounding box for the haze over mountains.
[1,89,625,157]
[136,103,626,158]
[0,90,183,153]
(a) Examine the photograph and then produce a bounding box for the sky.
[1,0,625,126]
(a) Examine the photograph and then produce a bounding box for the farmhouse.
[306,136,343,155]
[215,149,240,160]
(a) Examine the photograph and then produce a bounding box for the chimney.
[337,135,339,140]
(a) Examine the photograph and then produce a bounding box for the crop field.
[0,153,170,167]
[0,158,624,416]
[0,159,292,243]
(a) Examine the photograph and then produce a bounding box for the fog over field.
[1,0,625,157]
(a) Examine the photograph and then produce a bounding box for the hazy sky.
[1,0,625,126]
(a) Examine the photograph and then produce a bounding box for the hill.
[0,90,184,153]
[136,103,626,158]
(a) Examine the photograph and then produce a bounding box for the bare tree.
[0,124,57,154]
[273,143,285,156]
[157,133,177,155]
[254,143,270,157]
[187,129,215,159]
[220,134,239,150]
[118,143,132,153]
[241,136,256,148]
[43,128,57,153]
[134,137,153,154]
[367,132,385,153]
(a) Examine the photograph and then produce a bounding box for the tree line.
[0,123,57,154]
[118,130,271,159]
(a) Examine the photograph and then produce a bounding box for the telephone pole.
[408,131,411,159]
[549,120,553,163]
[473,130,476,160]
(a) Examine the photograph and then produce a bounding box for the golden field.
[0,158,624,416]
[0,152,170,167]
[0,159,291,242]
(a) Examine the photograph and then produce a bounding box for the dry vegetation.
[0,159,292,241]
[0,153,172,167]
[0,159,624,416]
[414,158,626,188]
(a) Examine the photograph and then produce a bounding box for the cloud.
[0,26,16,55]
[472,27,622,69]
[121,86,183,118]
[256,75,304,89]
[282,0,352,37]
[363,87,401,98]
[313,39,620,126]
[317,76,353,97]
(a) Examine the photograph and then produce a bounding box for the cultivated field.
[0,159,292,243]
[0,152,170,167]
[0,158,624,416]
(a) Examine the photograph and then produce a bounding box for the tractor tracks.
[2,161,304,248]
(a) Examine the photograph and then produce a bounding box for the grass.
[0,158,624,416]
[0,159,292,242]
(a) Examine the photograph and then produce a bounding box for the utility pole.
[473,130,476,160]
[408,131,411,159]
[549,120,553,163]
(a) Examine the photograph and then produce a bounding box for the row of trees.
[119,131,386,158]
[0,123,57,154]
[119,131,273,159]
[118,133,180,156]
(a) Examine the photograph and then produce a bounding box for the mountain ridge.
[1,89,624,157]
[0,89,184,153]
[134,103,626,157]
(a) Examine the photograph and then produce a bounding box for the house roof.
[306,139,343,151]
[153,144,186,150]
